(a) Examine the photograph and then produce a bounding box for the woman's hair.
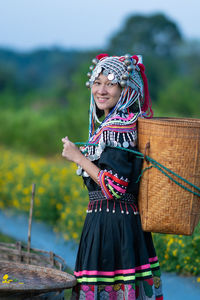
[96,105,105,119]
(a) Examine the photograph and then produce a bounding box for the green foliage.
[145,55,178,101]
[106,12,185,102]
[0,232,16,243]
[0,108,88,156]
[156,78,200,117]
[0,49,93,155]
[0,48,90,91]
[153,223,200,276]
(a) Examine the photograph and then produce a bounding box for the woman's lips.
[97,98,108,103]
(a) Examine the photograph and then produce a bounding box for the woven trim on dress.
[89,191,136,203]
[74,256,161,285]
[87,191,138,214]
[98,170,129,199]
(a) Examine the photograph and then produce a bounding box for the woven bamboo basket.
[137,117,200,235]
[0,261,76,298]
[0,241,75,299]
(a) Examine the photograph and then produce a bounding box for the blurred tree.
[106,13,183,102]
[144,54,179,102]
[156,78,200,117]
[107,13,183,58]
[66,60,92,141]
[178,40,200,87]
[0,66,15,91]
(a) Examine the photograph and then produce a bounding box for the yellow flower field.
[0,147,88,242]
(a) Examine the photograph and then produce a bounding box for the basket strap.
[146,158,200,197]
[75,142,200,197]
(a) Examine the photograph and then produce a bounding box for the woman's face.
[91,73,122,117]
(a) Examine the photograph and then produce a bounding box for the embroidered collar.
[77,111,139,177]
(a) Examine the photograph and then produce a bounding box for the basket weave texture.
[138,117,200,235]
[0,261,76,293]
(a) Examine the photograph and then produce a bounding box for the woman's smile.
[96,97,109,102]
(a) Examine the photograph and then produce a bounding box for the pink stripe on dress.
[74,263,152,277]
[74,268,136,277]
[135,264,151,271]
[107,179,126,193]
[149,256,158,262]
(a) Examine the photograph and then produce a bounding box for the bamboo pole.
[27,183,36,263]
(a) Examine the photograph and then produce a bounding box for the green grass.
[0,232,16,243]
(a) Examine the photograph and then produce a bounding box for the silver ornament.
[76,167,82,176]
[86,81,90,88]
[130,141,136,147]
[87,72,91,78]
[96,67,102,74]
[123,141,129,148]
[83,171,89,177]
[92,58,99,65]
[107,73,115,81]
[107,141,111,146]
[127,65,133,72]
[100,141,106,149]
[125,54,131,59]
[96,148,101,155]
[120,80,127,88]
[124,59,131,66]
[122,73,129,80]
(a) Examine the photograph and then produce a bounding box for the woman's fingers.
[61,136,69,143]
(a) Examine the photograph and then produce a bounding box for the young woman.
[62,54,163,300]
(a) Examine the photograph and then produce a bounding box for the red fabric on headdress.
[96,53,109,60]
[138,63,153,118]
[131,55,139,64]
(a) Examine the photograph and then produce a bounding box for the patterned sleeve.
[97,134,136,199]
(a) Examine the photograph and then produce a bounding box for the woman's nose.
[98,84,107,94]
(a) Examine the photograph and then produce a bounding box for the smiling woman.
[92,74,122,117]
[62,53,163,300]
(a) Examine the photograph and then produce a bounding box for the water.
[0,209,200,299]
[0,209,77,269]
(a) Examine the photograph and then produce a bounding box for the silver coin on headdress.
[107,73,115,81]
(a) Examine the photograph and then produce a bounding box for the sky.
[0,0,199,51]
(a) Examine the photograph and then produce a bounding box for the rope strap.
[75,142,200,197]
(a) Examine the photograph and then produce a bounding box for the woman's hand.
[62,136,82,164]
[62,136,100,184]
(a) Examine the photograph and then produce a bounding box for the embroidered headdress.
[86,53,153,138]
[77,53,153,176]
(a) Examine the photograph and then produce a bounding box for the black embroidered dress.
[72,112,163,300]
